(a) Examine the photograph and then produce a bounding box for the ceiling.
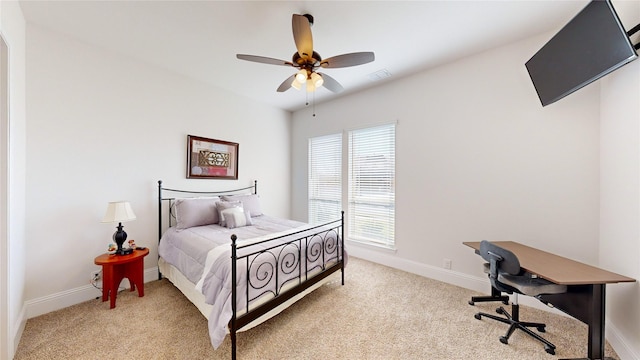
[19,0,590,112]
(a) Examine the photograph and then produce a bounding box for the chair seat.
[482,263,567,296]
[499,273,567,296]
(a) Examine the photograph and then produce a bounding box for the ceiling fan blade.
[236,54,294,67]
[318,73,344,93]
[292,14,313,60]
[320,52,375,68]
[277,74,296,92]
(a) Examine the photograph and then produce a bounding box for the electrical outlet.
[443,258,452,270]
[90,270,101,283]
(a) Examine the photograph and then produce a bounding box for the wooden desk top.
[464,241,636,285]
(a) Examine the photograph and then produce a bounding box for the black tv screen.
[526,0,637,106]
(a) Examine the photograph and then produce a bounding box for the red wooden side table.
[94,247,149,309]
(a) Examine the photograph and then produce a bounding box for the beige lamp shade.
[310,72,323,87]
[101,201,137,223]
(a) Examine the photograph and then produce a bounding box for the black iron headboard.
[157,179,257,246]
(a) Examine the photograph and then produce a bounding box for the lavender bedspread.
[158,215,344,348]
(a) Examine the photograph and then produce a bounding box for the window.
[348,124,395,248]
[308,124,396,248]
[308,133,342,225]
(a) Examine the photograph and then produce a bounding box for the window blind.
[348,124,395,247]
[308,133,342,225]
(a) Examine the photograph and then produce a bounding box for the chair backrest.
[478,240,522,293]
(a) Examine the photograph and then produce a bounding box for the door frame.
[0,32,11,358]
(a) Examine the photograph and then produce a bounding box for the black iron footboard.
[229,212,344,360]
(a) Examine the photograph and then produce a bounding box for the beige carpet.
[15,257,619,359]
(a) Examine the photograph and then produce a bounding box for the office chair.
[473,240,567,355]
[468,286,509,306]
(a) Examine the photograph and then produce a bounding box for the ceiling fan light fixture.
[291,79,302,90]
[310,72,324,87]
[306,79,316,92]
[295,69,307,84]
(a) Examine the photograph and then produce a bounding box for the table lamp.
[101,201,136,255]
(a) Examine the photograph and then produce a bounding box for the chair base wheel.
[499,336,508,345]
[537,326,546,332]
[468,300,475,305]
[545,346,555,355]
[496,307,504,314]
[474,313,481,320]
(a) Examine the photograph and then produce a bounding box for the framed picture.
[187,135,239,179]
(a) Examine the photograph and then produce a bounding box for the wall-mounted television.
[525,0,638,107]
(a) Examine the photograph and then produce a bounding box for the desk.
[464,241,635,360]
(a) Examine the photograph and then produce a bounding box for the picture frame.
[186,135,239,179]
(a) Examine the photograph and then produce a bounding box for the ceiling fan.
[236,14,375,94]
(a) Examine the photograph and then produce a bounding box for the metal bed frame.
[157,180,345,359]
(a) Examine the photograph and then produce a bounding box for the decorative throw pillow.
[175,197,220,230]
[221,194,263,217]
[222,207,253,229]
[216,200,243,227]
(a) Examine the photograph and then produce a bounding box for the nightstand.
[94,247,149,309]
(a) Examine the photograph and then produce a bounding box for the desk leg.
[543,284,612,360]
[588,284,605,360]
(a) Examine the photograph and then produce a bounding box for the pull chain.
[303,87,316,117]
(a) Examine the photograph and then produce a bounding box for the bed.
[156,180,345,359]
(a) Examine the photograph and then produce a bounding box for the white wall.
[599,2,640,359]
[0,1,27,358]
[600,60,640,360]
[24,25,292,316]
[292,9,640,358]
[292,32,600,280]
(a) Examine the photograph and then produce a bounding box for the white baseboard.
[25,267,158,319]
[12,303,26,357]
[606,321,640,360]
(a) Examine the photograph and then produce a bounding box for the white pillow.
[174,197,220,230]
[216,200,242,227]
[221,207,253,229]
[221,194,263,217]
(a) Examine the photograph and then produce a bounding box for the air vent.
[367,69,392,81]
